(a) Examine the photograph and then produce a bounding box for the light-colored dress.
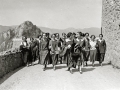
[89,40,97,62]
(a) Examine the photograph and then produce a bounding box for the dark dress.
[97,39,106,63]
[59,37,66,58]
[39,39,52,65]
[29,40,38,62]
[20,41,29,65]
[64,38,74,66]
[49,40,59,65]
[83,38,90,62]
[68,38,83,68]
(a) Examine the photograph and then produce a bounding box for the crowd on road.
[20,32,106,74]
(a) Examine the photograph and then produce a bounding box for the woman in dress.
[80,33,86,67]
[68,32,83,74]
[59,33,67,61]
[38,35,42,64]
[89,35,98,67]
[55,33,62,64]
[64,32,73,67]
[97,34,106,66]
[83,33,90,66]
[49,34,59,70]
[29,37,38,66]
[20,36,29,66]
[39,33,52,71]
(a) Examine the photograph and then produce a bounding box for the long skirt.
[40,50,52,65]
[68,52,82,68]
[27,49,33,64]
[64,49,71,66]
[90,49,97,63]
[31,47,37,62]
[97,53,105,63]
[83,50,90,61]
[22,51,29,65]
[51,54,58,66]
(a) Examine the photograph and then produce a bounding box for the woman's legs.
[78,55,82,74]
[100,53,105,66]
[83,51,90,66]
[90,50,94,66]
[91,50,97,67]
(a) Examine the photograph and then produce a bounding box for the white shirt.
[21,41,27,46]
[90,40,97,50]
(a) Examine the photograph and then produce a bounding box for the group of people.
[20,32,106,74]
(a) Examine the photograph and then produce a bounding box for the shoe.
[79,71,82,74]
[100,63,102,66]
[53,66,56,71]
[67,68,70,71]
[70,69,73,74]
[27,64,29,67]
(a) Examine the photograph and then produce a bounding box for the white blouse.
[90,40,97,50]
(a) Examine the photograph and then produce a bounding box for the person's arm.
[49,40,52,49]
[104,40,106,53]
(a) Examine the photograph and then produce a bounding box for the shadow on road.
[0,66,24,85]
[87,62,111,67]
[46,65,67,70]
[94,63,111,67]
[73,68,95,73]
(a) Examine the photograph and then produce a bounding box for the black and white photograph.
[0,0,120,90]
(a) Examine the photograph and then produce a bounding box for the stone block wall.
[102,0,120,68]
[0,49,23,78]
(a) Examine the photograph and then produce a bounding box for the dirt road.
[0,61,120,90]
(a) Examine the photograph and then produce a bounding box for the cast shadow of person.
[72,67,95,73]
[45,65,67,70]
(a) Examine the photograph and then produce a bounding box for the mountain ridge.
[0,23,101,36]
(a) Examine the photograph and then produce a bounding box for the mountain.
[0,21,43,52]
[15,21,43,38]
[0,25,16,33]
[39,27,101,36]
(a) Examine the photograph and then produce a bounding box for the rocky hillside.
[15,21,42,38]
[0,21,43,52]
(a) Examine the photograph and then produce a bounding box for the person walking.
[97,34,106,66]
[68,32,83,74]
[20,36,29,66]
[39,33,52,71]
[89,35,98,67]
[64,32,74,67]
[83,33,90,66]
[37,35,42,64]
[29,37,38,65]
[49,34,59,70]
[55,33,62,64]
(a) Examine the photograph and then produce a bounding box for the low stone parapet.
[0,48,23,78]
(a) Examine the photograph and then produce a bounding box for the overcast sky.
[0,0,102,29]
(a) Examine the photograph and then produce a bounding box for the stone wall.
[0,49,23,78]
[102,0,120,68]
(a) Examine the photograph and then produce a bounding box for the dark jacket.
[97,39,106,53]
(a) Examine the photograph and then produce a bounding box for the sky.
[0,0,102,29]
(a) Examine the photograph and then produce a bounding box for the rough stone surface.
[102,0,120,68]
[0,50,23,78]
